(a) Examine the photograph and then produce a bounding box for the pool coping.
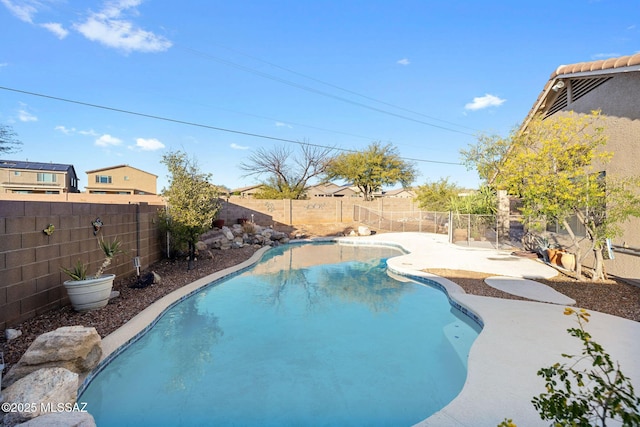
[78,245,273,394]
[81,234,640,427]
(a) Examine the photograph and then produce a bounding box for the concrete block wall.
[217,197,420,226]
[0,201,163,330]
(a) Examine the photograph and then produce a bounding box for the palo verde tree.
[239,143,335,200]
[161,150,221,270]
[414,177,462,211]
[325,142,417,201]
[460,131,512,184]
[1,124,23,154]
[414,178,497,214]
[465,111,640,280]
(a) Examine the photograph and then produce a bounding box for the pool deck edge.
[80,246,272,390]
[337,233,640,427]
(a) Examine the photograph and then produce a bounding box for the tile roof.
[552,53,640,77]
[523,53,640,129]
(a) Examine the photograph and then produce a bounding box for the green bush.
[532,308,640,426]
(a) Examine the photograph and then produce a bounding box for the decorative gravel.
[426,268,640,322]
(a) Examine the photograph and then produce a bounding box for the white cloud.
[0,62,7,68]
[55,125,75,134]
[230,143,249,150]
[18,109,37,122]
[95,134,122,147]
[55,126,100,136]
[1,0,37,23]
[40,22,68,39]
[464,94,506,111]
[135,137,165,151]
[397,58,410,66]
[275,121,292,128]
[74,0,172,53]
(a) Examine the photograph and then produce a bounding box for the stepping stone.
[484,276,576,305]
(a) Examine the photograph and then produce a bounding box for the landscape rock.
[1,367,78,426]
[221,226,234,240]
[5,329,22,341]
[358,225,372,236]
[15,411,96,427]
[3,327,101,388]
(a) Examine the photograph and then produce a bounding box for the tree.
[161,150,221,270]
[239,143,335,199]
[325,142,417,201]
[460,132,512,184]
[414,177,462,211]
[0,124,23,154]
[474,111,640,280]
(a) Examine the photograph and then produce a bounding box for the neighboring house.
[307,182,360,198]
[231,184,265,198]
[519,53,640,283]
[383,188,416,198]
[85,164,157,195]
[0,160,80,194]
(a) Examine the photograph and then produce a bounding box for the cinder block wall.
[0,201,162,330]
[217,197,420,226]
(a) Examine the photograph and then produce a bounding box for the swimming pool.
[81,242,480,426]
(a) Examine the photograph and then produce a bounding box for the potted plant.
[61,237,123,312]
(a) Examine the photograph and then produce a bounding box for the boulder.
[3,326,101,388]
[358,226,372,236]
[15,411,96,427]
[1,367,78,426]
[5,329,22,341]
[221,226,234,240]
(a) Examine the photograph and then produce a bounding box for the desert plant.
[532,308,640,426]
[61,237,123,280]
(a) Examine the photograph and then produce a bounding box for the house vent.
[545,87,568,118]
[544,76,612,118]
[570,76,612,103]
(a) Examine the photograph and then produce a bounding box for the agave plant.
[62,237,123,281]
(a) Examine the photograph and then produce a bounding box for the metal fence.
[354,205,523,249]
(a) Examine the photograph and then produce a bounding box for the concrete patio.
[338,232,640,426]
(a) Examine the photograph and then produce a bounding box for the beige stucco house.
[0,160,80,194]
[520,53,640,284]
[307,182,360,198]
[85,164,157,195]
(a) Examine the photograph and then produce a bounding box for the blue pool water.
[81,242,480,426]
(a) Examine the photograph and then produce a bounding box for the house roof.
[490,53,640,185]
[523,53,640,129]
[0,160,78,177]
[85,164,158,177]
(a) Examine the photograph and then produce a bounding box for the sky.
[1,0,639,194]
